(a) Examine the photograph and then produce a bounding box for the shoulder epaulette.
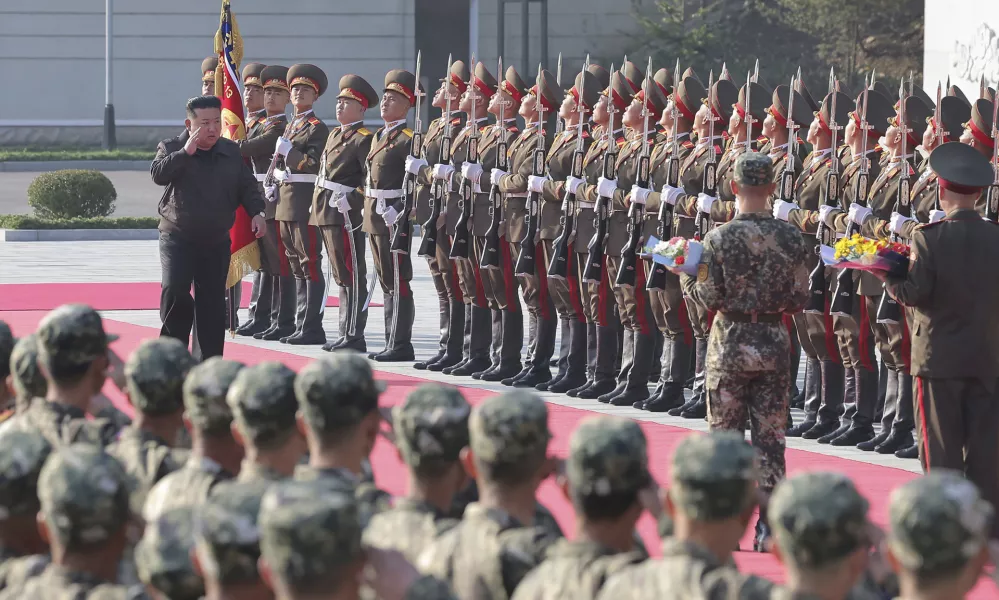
[916,220,944,230]
[757,135,769,144]
[581,129,590,139]
[358,127,372,136]
[507,125,520,134]
[682,140,695,149]
[450,117,462,125]
[308,116,322,126]
[402,128,414,138]
[615,138,627,148]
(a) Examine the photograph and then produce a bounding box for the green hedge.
[28,170,117,219]
[0,147,156,162]
[0,215,158,230]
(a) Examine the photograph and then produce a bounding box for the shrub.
[27,170,117,219]
[0,215,157,230]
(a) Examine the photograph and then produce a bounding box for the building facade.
[923,0,998,98]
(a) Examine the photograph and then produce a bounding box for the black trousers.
[159,231,231,361]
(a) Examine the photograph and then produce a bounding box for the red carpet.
[2,309,995,597]
[0,282,381,311]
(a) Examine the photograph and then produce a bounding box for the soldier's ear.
[296,411,309,440]
[190,547,204,577]
[766,182,777,197]
[662,487,676,518]
[730,180,739,197]
[459,447,477,479]
[35,513,50,546]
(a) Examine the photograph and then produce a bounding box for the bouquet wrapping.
[644,236,703,276]
[821,234,909,278]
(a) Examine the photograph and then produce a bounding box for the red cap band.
[339,88,368,109]
[768,105,788,128]
[969,119,995,149]
[472,77,495,99]
[675,95,694,122]
[386,83,415,105]
[501,80,524,103]
[939,177,984,195]
[450,73,467,94]
[290,77,320,93]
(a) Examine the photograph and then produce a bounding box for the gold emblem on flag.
[221,107,245,141]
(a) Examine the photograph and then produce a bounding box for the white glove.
[818,205,840,226]
[696,193,716,215]
[329,194,350,215]
[772,199,797,222]
[889,212,914,234]
[661,184,684,206]
[382,206,400,225]
[461,162,483,183]
[848,203,873,224]
[274,136,293,157]
[490,169,508,186]
[596,177,618,198]
[928,210,946,224]
[565,176,585,195]
[264,185,277,202]
[273,168,289,183]
[631,185,651,205]
[405,156,427,175]
[432,164,455,181]
[528,175,548,194]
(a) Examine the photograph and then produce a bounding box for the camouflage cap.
[734,151,774,186]
[38,444,129,548]
[567,416,651,497]
[259,481,363,587]
[770,472,871,568]
[125,338,197,416]
[135,506,205,600]
[227,362,299,448]
[469,390,551,466]
[0,320,13,379]
[295,354,384,434]
[36,304,118,372]
[9,334,46,401]
[888,470,994,576]
[184,358,244,434]
[195,480,268,584]
[393,384,471,469]
[0,429,52,519]
[669,432,759,520]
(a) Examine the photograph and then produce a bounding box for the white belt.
[578,201,595,209]
[318,179,357,195]
[505,192,529,199]
[254,174,267,182]
[366,187,404,215]
[279,173,315,183]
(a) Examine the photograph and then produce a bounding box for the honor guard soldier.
[492,70,560,388]
[567,72,633,399]
[533,69,600,393]
[237,65,291,339]
[773,90,856,442]
[241,62,266,123]
[312,75,378,353]
[365,69,420,362]
[436,62,496,377]
[664,76,737,420]
[676,152,810,550]
[635,75,702,413]
[201,56,218,96]
[594,77,668,408]
[474,65,529,382]
[905,94,971,231]
[406,61,468,372]
[960,97,996,164]
[268,64,329,346]
[882,142,999,531]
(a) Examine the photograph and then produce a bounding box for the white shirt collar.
[697,135,722,147]
[293,109,314,120]
[339,120,363,129]
[811,148,832,160]
[383,119,407,132]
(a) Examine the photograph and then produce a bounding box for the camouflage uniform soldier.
[6,335,47,420]
[887,471,995,599]
[259,481,457,600]
[144,357,245,522]
[512,416,650,600]
[0,429,51,590]
[676,152,810,549]
[598,432,773,600]
[1,445,133,599]
[135,507,204,600]
[0,321,13,412]
[293,354,391,519]
[418,390,562,600]
[364,384,471,563]
[194,482,271,598]
[109,338,196,515]
[19,304,126,448]
[227,361,307,482]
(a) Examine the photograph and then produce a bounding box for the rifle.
[449,53,479,262]
[694,70,717,240]
[514,64,548,276]
[616,57,654,288]
[391,50,423,254]
[480,56,511,270]
[646,58,682,292]
[554,53,564,135]
[933,81,944,212]
[986,82,999,222]
[777,75,800,212]
[548,57,589,281]
[582,64,619,284]
[876,77,912,325]
[417,54,456,258]
[830,76,871,318]
[804,68,841,315]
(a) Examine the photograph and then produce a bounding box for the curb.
[0,160,150,173]
[0,229,158,242]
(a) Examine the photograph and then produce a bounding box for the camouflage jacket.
[14,399,121,448]
[107,426,184,516]
[143,455,231,522]
[448,481,566,539]
[0,564,147,600]
[293,464,392,527]
[597,539,774,600]
[417,503,562,600]
[510,539,647,600]
[0,549,48,592]
[681,212,810,385]
[363,497,459,565]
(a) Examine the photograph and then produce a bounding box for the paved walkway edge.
[0,229,158,242]
[0,160,150,172]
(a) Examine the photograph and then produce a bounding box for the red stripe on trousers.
[857,298,875,372]
[274,221,290,277]
[783,314,795,352]
[822,296,841,363]
[501,240,519,311]
[306,225,320,282]
[916,376,931,468]
[564,243,586,322]
[536,242,552,320]
[472,260,487,308]
[633,264,651,335]
[597,257,609,328]
[397,252,411,298]
[449,237,464,304]
[343,228,353,277]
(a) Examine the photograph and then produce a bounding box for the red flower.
[675,256,685,265]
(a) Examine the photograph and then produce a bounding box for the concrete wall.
[0,0,647,146]
[923,0,999,98]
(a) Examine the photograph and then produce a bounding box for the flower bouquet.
[644,236,703,276]
[821,234,909,277]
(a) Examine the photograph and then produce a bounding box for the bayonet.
[934,81,943,210]
[616,56,654,288]
[744,70,754,149]
[876,77,912,324]
[391,49,424,255]
[988,78,999,221]
[752,58,759,83]
[695,70,717,240]
[555,53,565,134]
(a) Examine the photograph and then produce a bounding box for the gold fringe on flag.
[226,242,260,289]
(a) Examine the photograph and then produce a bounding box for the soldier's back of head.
[35,304,117,391]
[0,429,52,556]
[125,337,196,418]
[468,390,551,488]
[295,355,384,449]
[668,431,759,522]
[136,506,204,600]
[227,361,303,459]
[195,479,270,592]
[8,335,47,412]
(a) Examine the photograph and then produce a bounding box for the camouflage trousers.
[708,368,789,494]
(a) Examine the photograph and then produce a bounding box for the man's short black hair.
[186,96,222,120]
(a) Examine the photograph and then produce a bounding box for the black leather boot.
[598,329,632,403]
[429,298,466,372]
[548,319,588,393]
[481,309,524,382]
[786,357,822,436]
[415,275,450,369]
[450,306,492,375]
[895,443,919,459]
[568,322,599,397]
[830,367,876,445]
[503,312,536,385]
[442,304,473,375]
[648,330,663,383]
[323,287,349,352]
[643,336,692,412]
[473,310,504,380]
[286,279,328,345]
[576,323,618,399]
[279,279,308,343]
[608,331,654,406]
[237,272,273,336]
[670,337,707,416]
[514,316,556,388]
[373,288,415,362]
[539,317,572,391]
[258,276,296,340]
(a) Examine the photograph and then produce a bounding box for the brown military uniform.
[275,111,328,282]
